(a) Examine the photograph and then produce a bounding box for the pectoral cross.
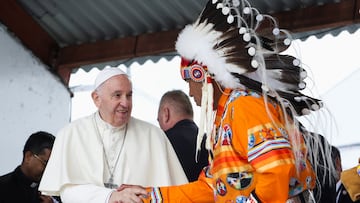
[104,176,119,189]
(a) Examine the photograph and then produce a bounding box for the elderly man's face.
[92,75,133,127]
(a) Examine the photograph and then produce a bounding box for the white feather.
[176,22,247,89]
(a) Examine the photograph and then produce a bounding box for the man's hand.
[39,194,54,203]
[109,184,148,203]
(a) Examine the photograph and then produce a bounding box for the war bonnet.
[175,0,322,116]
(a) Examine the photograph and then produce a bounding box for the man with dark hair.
[0,131,59,203]
[158,90,209,182]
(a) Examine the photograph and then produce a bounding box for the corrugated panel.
[15,0,360,72]
[16,0,207,47]
[17,0,349,48]
[250,0,342,13]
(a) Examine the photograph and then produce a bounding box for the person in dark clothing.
[303,129,338,203]
[0,131,60,203]
[337,181,360,203]
[158,90,209,182]
[337,183,359,203]
[336,151,360,203]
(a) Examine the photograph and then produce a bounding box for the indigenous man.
[141,0,335,202]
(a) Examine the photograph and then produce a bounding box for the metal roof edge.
[293,23,360,41]
[74,52,178,73]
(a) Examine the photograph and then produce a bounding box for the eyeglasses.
[33,154,48,167]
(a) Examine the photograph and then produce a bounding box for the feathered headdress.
[176,0,322,116]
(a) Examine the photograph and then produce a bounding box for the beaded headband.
[180,58,207,82]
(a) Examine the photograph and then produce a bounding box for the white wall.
[322,69,360,169]
[0,24,71,175]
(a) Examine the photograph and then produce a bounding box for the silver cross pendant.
[104,176,118,189]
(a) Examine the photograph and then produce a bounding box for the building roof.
[0,0,359,85]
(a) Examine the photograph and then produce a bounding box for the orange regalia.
[143,89,315,203]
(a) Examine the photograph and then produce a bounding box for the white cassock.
[39,112,188,203]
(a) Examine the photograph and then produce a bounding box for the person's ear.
[23,151,33,164]
[164,107,170,123]
[91,91,100,107]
